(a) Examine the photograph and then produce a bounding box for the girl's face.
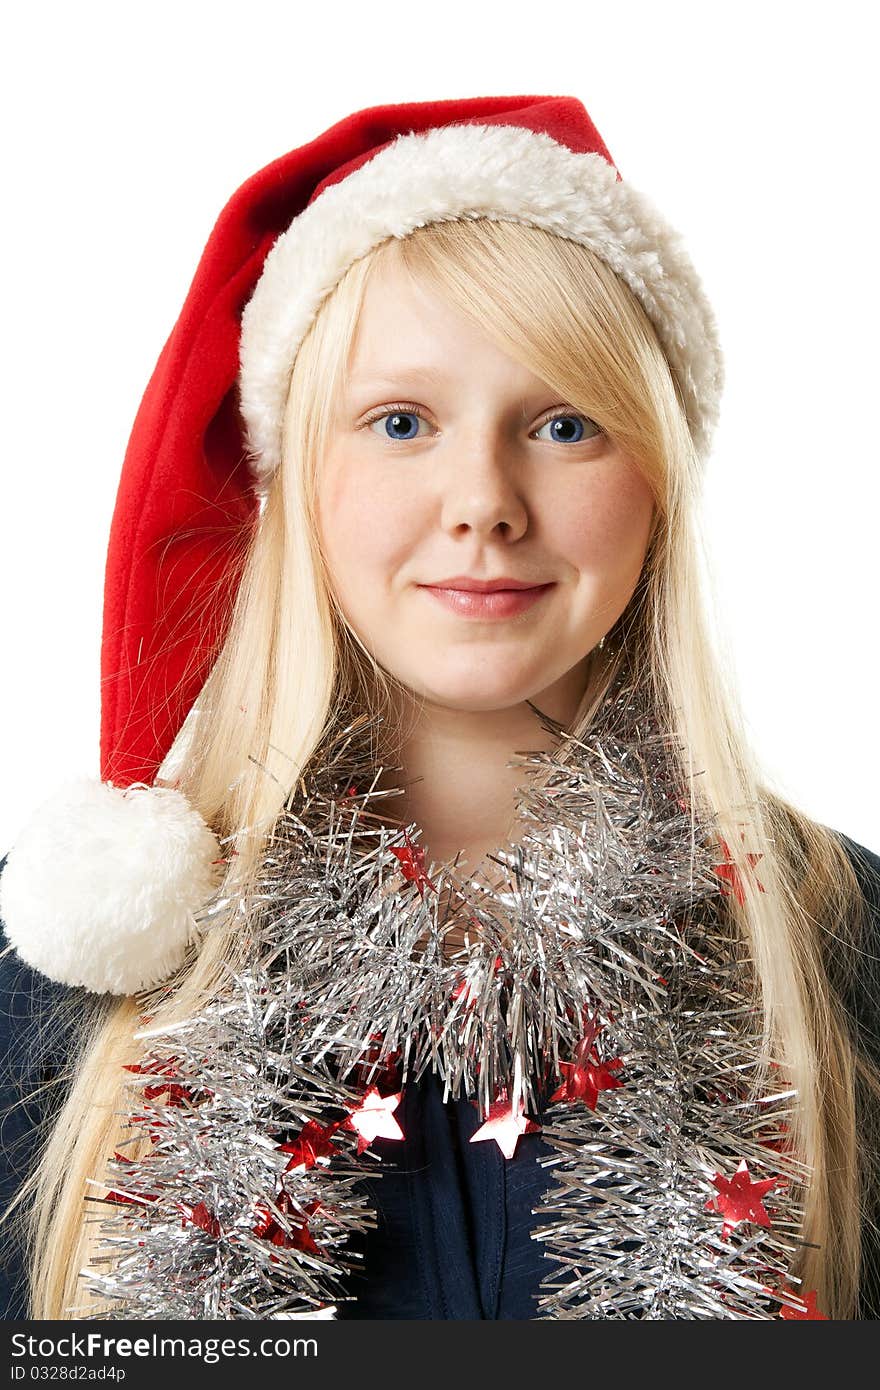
[317,258,656,714]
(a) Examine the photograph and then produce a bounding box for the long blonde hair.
[5,217,875,1318]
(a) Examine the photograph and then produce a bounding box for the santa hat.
[0,94,723,995]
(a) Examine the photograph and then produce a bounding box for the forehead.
[345,260,550,399]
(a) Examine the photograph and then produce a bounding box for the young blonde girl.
[1,95,878,1321]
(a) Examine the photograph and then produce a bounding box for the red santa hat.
[0,94,723,995]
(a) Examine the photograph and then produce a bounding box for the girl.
[1,94,879,1321]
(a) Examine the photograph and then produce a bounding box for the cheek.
[552,467,654,584]
[318,464,423,599]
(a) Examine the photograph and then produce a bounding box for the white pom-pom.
[0,779,224,995]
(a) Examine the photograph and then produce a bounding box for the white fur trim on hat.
[0,780,224,996]
[239,121,724,491]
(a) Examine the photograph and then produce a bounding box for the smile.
[417,583,556,619]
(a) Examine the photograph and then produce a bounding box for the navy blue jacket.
[2,833,880,1320]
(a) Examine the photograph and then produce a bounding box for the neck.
[378,657,592,875]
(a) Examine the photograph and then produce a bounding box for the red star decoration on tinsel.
[389,834,438,898]
[277,1118,344,1172]
[253,1192,322,1253]
[177,1199,222,1239]
[778,1286,827,1320]
[712,836,765,906]
[343,1085,405,1154]
[351,1034,403,1090]
[759,1119,793,1156]
[104,1186,158,1207]
[549,1014,625,1111]
[469,1089,541,1159]
[105,1151,159,1206]
[706,1160,777,1239]
[122,1056,195,1106]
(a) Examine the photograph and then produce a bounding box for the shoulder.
[0,851,91,1173]
[0,852,95,1317]
[0,851,97,1197]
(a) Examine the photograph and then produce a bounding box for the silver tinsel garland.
[78,670,816,1319]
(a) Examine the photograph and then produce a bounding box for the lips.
[426,577,548,592]
[419,582,555,620]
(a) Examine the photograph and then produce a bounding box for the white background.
[1,0,877,853]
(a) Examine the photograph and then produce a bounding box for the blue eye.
[363,404,603,445]
[367,410,429,441]
[534,414,599,444]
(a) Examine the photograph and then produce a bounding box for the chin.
[407,672,546,713]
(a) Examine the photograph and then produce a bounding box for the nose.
[438,428,529,541]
